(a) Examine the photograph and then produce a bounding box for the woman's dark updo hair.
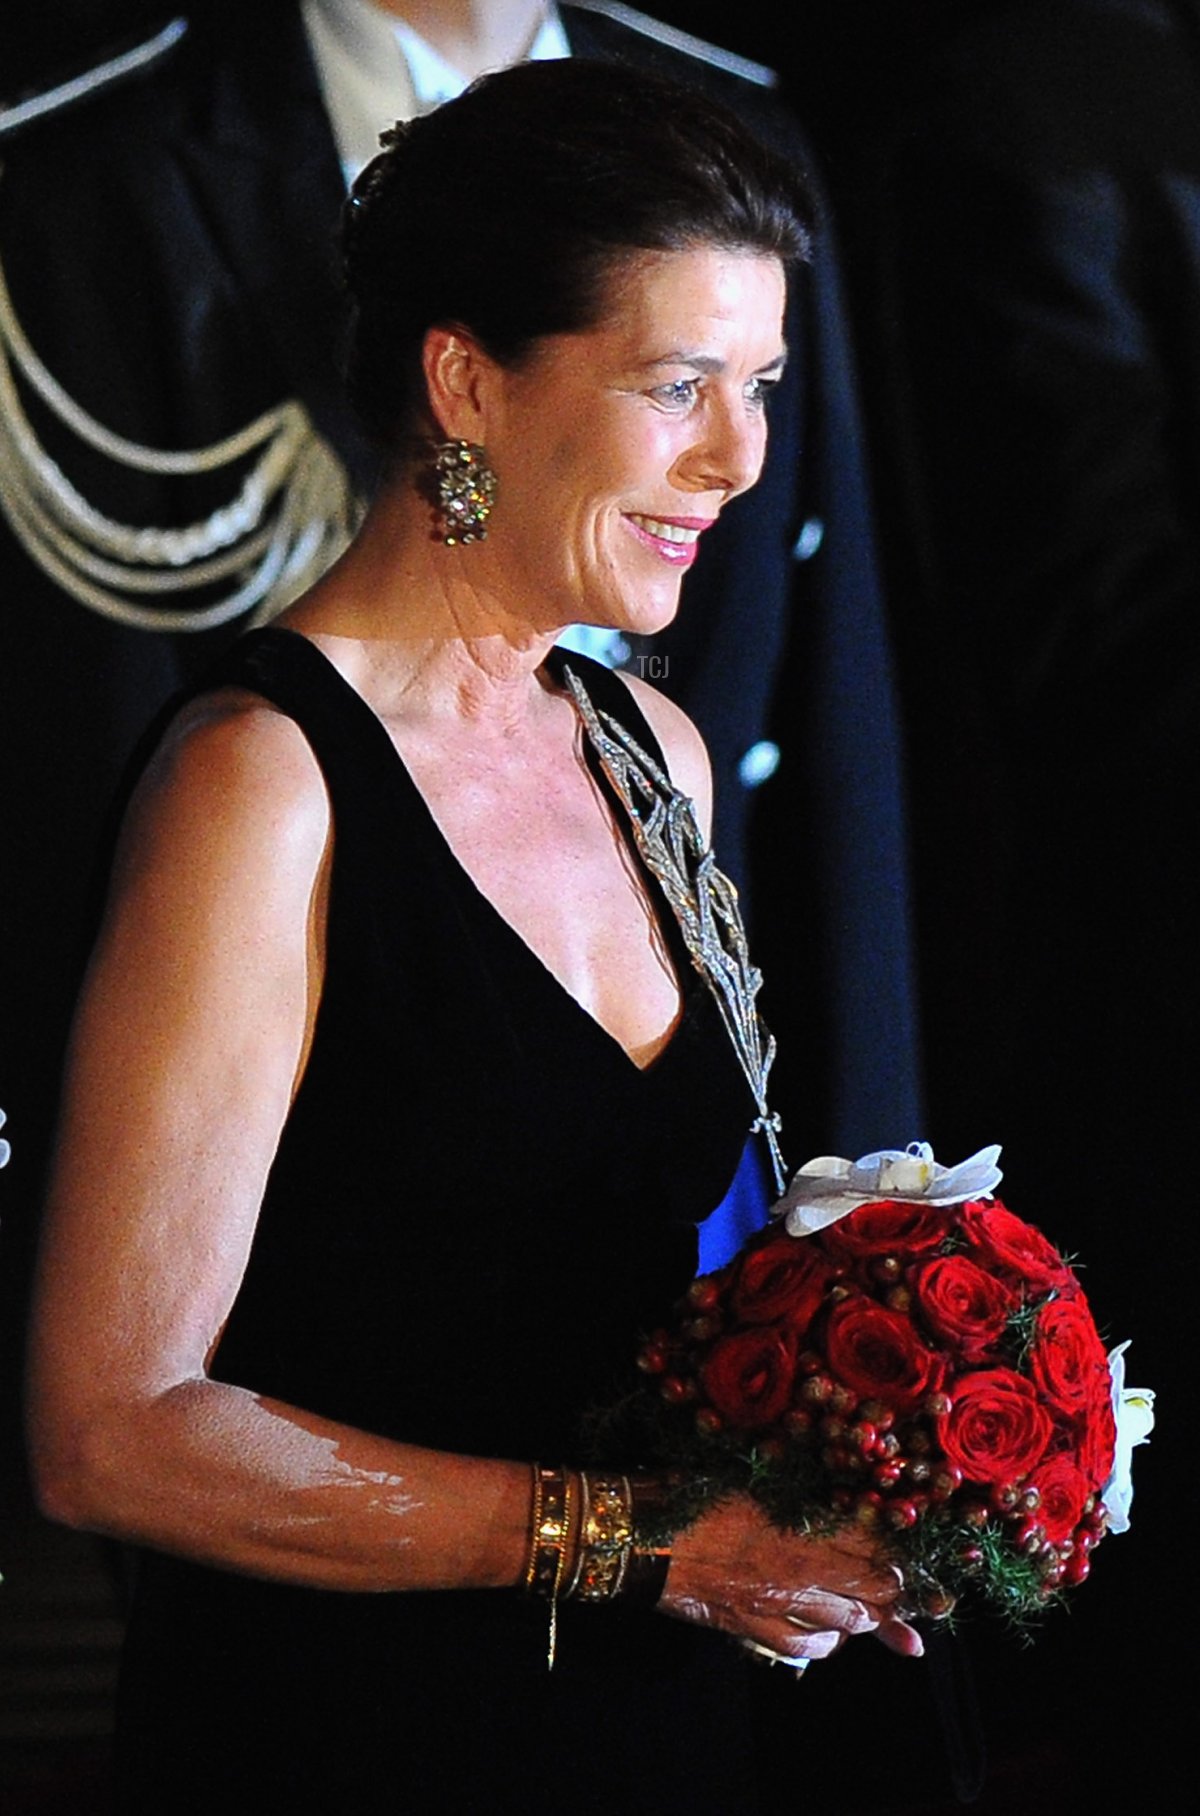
[342,58,813,451]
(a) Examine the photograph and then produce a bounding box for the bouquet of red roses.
[611,1145,1151,1623]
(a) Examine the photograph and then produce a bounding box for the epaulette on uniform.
[565,1,778,89]
[0,14,188,141]
[0,9,354,633]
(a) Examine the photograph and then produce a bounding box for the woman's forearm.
[29,1359,922,1663]
[30,1371,532,1593]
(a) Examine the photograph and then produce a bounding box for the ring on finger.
[740,1638,810,1674]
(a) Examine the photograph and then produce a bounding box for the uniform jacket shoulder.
[0,14,189,143]
[561,1,777,88]
[561,3,816,189]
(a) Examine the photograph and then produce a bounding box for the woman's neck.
[368,0,550,82]
[281,476,564,728]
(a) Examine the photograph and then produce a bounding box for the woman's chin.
[605,580,686,642]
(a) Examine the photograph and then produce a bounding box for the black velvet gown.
[114,629,762,1813]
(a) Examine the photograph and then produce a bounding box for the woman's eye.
[746,375,780,409]
[651,378,699,408]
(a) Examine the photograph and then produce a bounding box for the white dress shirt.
[301,0,570,184]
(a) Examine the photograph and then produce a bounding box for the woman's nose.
[673,403,765,499]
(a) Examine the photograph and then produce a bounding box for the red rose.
[1029,1296,1110,1420]
[731,1229,833,1332]
[824,1297,943,1414]
[1028,1453,1093,1544]
[959,1200,1072,1293]
[1077,1381,1118,1492]
[937,1368,1054,1484]
[823,1198,954,1260]
[914,1256,1016,1363]
[701,1326,796,1431]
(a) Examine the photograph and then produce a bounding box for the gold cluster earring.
[432,439,497,545]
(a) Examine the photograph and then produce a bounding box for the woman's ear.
[422,326,497,442]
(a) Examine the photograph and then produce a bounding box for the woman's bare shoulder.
[148,686,325,801]
[615,670,714,840]
[122,687,331,882]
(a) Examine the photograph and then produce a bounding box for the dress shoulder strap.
[542,646,669,774]
[208,624,342,717]
[555,649,786,1195]
[201,626,403,783]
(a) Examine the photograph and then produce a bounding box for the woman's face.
[472,245,788,638]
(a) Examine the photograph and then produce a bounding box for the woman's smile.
[623,514,716,567]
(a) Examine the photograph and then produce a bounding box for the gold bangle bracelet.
[525,1464,571,1601]
[524,1464,577,1669]
[570,1472,635,1603]
[624,1474,673,1607]
[525,1465,673,1642]
[523,1463,547,1592]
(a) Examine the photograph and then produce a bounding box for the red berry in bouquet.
[607,1143,1153,1627]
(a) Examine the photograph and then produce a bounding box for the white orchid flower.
[776,1140,1004,1237]
[1101,1341,1154,1534]
[0,1106,9,1169]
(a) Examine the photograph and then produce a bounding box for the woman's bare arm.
[27,694,531,1592]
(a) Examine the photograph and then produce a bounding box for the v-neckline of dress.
[262,629,701,1077]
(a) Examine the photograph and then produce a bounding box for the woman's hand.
[659,1495,924,1663]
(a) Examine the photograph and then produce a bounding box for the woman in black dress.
[27,60,920,1811]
